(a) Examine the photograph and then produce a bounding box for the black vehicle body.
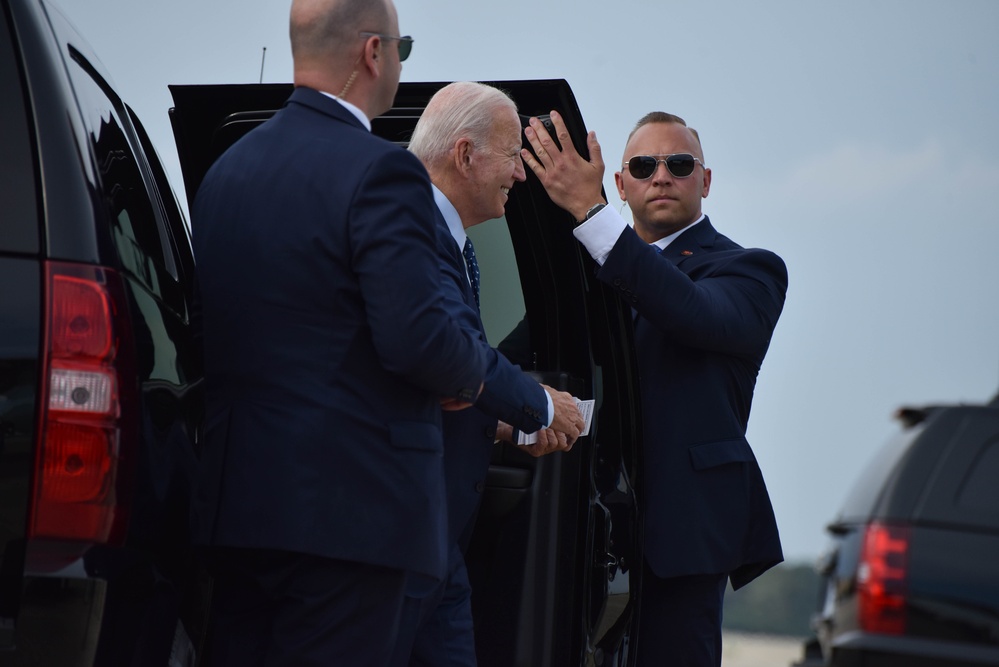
[1,0,643,661]
[795,395,999,667]
[1,0,205,664]
[167,80,643,667]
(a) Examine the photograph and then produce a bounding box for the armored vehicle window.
[957,437,999,517]
[64,48,181,303]
[0,7,39,254]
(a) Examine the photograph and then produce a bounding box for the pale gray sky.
[57,0,999,563]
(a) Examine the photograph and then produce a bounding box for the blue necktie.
[463,237,480,310]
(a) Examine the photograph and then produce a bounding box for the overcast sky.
[57,0,999,563]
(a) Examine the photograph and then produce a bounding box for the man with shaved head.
[191,1,488,665]
[288,0,399,118]
[521,112,787,666]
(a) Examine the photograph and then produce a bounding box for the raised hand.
[521,110,606,221]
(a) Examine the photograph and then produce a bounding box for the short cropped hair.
[409,82,518,169]
[628,111,704,160]
[290,0,389,61]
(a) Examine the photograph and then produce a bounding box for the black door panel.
[168,79,642,666]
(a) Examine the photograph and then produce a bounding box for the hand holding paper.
[516,397,594,447]
[544,384,585,440]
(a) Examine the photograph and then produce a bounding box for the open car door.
[169,79,642,667]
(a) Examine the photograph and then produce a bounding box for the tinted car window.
[467,214,527,346]
[836,425,924,522]
[0,4,38,254]
[957,436,999,513]
[128,104,196,316]
[64,47,179,294]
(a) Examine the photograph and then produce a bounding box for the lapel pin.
[680,250,694,256]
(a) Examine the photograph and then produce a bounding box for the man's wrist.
[576,201,607,225]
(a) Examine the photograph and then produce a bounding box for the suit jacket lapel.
[659,216,719,267]
[434,208,480,318]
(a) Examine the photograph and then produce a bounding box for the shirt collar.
[432,184,466,249]
[650,213,706,252]
[319,91,371,131]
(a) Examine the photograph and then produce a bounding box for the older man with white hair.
[389,81,585,667]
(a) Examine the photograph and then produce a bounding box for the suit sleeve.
[348,150,486,399]
[435,223,547,433]
[600,226,787,356]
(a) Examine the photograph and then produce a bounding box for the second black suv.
[795,394,999,666]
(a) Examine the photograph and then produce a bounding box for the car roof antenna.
[259,47,267,84]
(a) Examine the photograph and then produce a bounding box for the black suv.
[2,0,643,665]
[1,0,204,664]
[795,394,999,667]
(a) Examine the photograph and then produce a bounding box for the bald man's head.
[290,0,390,65]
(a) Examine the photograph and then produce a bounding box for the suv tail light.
[29,262,137,546]
[857,521,909,635]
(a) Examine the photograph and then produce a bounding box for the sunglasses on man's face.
[359,32,414,62]
[623,154,704,180]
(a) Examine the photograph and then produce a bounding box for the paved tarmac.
[722,632,803,667]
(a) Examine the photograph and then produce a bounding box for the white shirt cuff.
[544,390,554,428]
[572,205,628,266]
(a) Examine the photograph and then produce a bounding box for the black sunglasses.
[624,153,704,180]
[359,32,414,62]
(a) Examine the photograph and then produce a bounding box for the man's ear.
[614,170,627,201]
[454,138,474,176]
[361,35,382,75]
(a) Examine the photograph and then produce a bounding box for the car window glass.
[837,425,923,521]
[466,215,527,347]
[0,7,38,254]
[65,48,178,297]
[956,437,999,515]
[128,105,196,305]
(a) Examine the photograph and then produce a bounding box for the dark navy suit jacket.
[598,217,786,589]
[433,208,548,551]
[190,87,486,581]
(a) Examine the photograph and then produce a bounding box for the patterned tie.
[463,237,480,310]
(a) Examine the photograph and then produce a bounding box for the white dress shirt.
[319,91,371,131]
[573,205,705,264]
[432,185,554,428]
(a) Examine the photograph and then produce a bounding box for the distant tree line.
[722,562,820,637]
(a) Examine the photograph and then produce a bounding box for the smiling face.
[465,106,527,225]
[615,121,712,243]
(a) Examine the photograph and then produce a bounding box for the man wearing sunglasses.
[191,0,486,665]
[522,111,787,667]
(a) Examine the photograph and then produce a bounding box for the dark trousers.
[390,542,476,667]
[203,547,407,667]
[636,560,728,667]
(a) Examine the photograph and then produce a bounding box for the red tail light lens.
[857,521,909,635]
[39,422,114,503]
[29,262,136,546]
[50,274,114,359]
[33,422,116,540]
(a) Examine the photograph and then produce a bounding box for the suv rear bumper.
[831,630,999,667]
